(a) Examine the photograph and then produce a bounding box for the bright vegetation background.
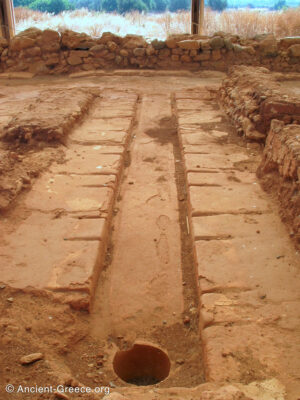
[14,7,300,40]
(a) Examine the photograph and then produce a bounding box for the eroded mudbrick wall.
[0,28,300,75]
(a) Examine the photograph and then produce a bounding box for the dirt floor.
[0,71,299,400]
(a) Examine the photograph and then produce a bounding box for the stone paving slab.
[91,107,135,119]
[178,112,222,126]
[0,212,106,292]
[201,291,300,328]
[190,186,270,215]
[187,171,258,186]
[54,145,123,175]
[101,91,138,103]
[24,173,114,213]
[175,88,300,394]
[184,153,249,170]
[183,143,246,155]
[81,118,132,132]
[0,90,138,306]
[90,100,136,119]
[195,235,299,301]
[176,99,214,111]
[71,128,128,145]
[71,144,124,154]
[175,91,214,100]
[192,214,277,240]
[202,324,299,383]
[180,128,228,141]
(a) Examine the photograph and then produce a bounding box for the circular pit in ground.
[113,343,171,386]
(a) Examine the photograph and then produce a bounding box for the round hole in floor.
[113,343,171,386]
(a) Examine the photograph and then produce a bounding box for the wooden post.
[199,0,204,35]
[191,0,204,35]
[0,0,15,40]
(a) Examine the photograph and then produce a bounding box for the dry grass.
[14,7,300,40]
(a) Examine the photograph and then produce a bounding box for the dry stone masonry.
[1,29,300,75]
[220,66,300,246]
[258,120,300,244]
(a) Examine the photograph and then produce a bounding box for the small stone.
[163,320,167,325]
[0,285,6,289]
[209,36,225,49]
[176,359,185,365]
[55,393,70,400]
[115,55,122,65]
[107,41,117,52]
[109,381,117,388]
[20,353,43,365]
[119,49,128,57]
[67,54,82,66]
[183,316,190,324]
[7,297,14,303]
[178,40,201,50]
[151,39,165,50]
[133,47,145,57]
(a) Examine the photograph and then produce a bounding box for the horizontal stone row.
[175,89,300,389]
[257,119,300,245]
[0,91,138,310]
[1,28,300,75]
[220,66,300,142]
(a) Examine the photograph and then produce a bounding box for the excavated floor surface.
[0,71,299,400]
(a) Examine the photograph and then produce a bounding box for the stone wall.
[257,120,300,245]
[220,66,300,246]
[220,66,300,142]
[1,28,300,75]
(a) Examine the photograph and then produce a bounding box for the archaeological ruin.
[0,3,299,400]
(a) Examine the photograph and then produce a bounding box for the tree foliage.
[153,0,169,11]
[117,0,148,13]
[208,0,227,11]
[169,0,189,11]
[273,0,287,9]
[102,0,118,11]
[16,0,186,15]
[29,0,73,13]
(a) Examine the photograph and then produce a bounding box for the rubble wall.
[220,66,300,142]
[1,28,300,75]
[220,66,300,245]
[257,120,300,245]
